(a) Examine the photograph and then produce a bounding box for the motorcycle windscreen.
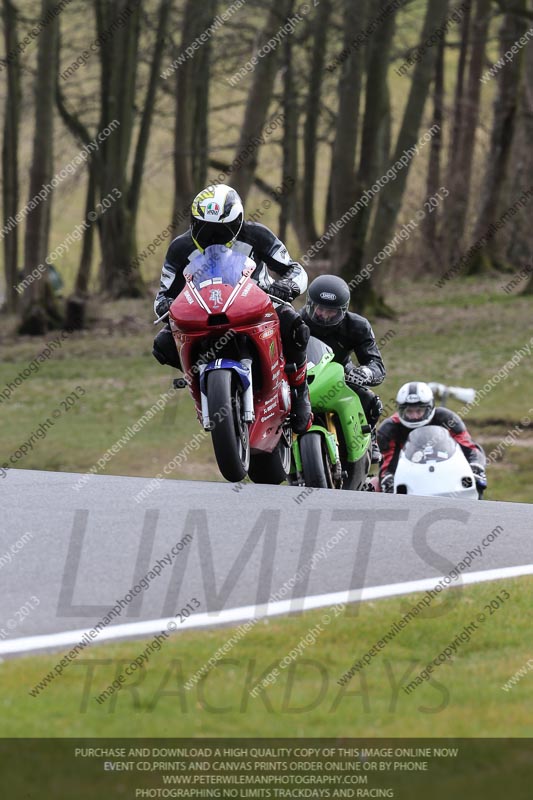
[306,336,334,369]
[184,244,249,290]
[402,425,456,463]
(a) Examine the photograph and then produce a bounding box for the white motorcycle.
[393,425,479,499]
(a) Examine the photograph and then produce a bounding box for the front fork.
[199,359,254,430]
[291,415,343,488]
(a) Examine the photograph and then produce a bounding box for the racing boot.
[288,361,312,434]
[370,427,382,464]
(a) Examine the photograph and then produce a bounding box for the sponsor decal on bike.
[263,397,278,413]
[260,328,275,340]
[209,288,223,307]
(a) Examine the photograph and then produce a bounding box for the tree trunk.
[172,0,214,236]
[129,0,172,224]
[92,0,171,297]
[422,34,445,268]
[279,0,297,243]
[191,7,214,189]
[74,168,97,296]
[56,50,101,322]
[448,0,472,173]
[444,0,491,263]
[64,166,97,332]
[360,0,450,312]
[344,0,396,285]
[19,0,62,335]
[467,0,528,274]
[329,0,368,267]
[1,0,21,314]
[515,32,533,285]
[171,0,216,236]
[230,0,292,201]
[96,0,143,297]
[302,0,331,247]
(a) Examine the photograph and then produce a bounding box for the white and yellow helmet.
[190,184,244,251]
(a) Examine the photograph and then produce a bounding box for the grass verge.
[3,576,532,737]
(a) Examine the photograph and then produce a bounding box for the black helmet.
[305,275,350,329]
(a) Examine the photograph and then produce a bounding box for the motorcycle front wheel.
[207,370,250,482]
[299,432,332,489]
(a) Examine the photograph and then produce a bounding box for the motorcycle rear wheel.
[207,370,250,482]
[248,436,291,485]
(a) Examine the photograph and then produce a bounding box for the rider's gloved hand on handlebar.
[156,297,172,318]
[471,463,487,492]
[344,364,373,387]
[269,280,300,303]
[380,473,394,494]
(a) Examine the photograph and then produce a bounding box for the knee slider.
[153,328,181,369]
[152,343,168,366]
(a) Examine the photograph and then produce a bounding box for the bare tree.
[467,0,529,273]
[19,0,62,334]
[231,0,292,201]
[278,0,297,242]
[345,0,397,287]
[422,34,445,267]
[171,0,217,236]
[448,0,473,173]
[301,0,332,248]
[1,0,21,313]
[329,0,368,267]
[359,0,450,313]
[444,0,491,263]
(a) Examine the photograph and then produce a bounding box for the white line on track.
[2,562,533,657]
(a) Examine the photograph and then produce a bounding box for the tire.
[207,370,250,482]
[248,437,291,485]
[299,432,331,488]
[342,453,371,491]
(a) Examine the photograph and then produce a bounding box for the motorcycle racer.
[300,275,386,463]
[378,381,487,497]
[153,184,312,433]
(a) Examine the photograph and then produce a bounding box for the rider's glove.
[269,280,300,303]
[471,463,487,490]
[156,297,173,319]
[380,473,394,494]
[345,364,373,387]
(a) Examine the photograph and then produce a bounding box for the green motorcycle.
[291,337,372,490]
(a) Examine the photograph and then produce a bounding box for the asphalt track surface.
[1,469,532,657]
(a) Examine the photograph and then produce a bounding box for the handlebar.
[266,293,293,306]
[153,310,170,325]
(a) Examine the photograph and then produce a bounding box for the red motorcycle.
[167,245,293,483]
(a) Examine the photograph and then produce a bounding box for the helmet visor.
[399,403,433,424]
[191,217,242,250]
[306,299,347,327]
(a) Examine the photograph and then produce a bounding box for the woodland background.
[1,0,532,333]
